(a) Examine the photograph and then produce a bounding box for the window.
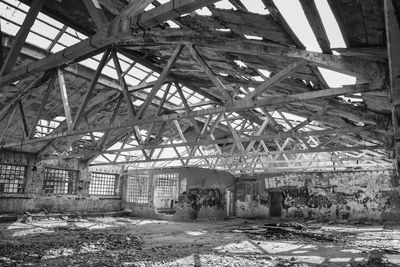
[89,172,118,196]
[126,174,149,203]
[43,168,78,194]
[154,173,179,198]
[0,164,26,193]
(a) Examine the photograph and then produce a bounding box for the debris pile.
[0,226,143,266]
[226,222,340,242]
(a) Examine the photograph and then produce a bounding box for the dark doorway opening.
[270,192,282,217]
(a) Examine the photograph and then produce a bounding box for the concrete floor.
[0,216,399,266]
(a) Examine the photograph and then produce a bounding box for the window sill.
[90,195,121,200]
[0,193,32,199]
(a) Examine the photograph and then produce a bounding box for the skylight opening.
[26,32,51,49]
[318,67,356,87]
[242,0,270,15]
[65,27,87,40]
[128,67,149,80]
[124,75,141,86]
[244,35,263,40]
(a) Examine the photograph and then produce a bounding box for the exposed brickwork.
[0,151,122,214]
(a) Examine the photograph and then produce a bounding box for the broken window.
[126,173,149,203]
[154,173,179,198]
[42,168,78,194]
[89,172,118,196]
[0,164,26,193]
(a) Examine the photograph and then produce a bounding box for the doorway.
[270,192,282,217]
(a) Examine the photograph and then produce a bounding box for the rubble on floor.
[0,216,399,266]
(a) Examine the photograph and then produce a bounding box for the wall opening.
[153,173,179,214]
[270,192,282,217]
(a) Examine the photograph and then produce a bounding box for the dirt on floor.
[0,216,399,266]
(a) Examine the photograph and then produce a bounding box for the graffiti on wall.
[179,187,225,220]
[265,175,307,189]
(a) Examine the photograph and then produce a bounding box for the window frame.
[89,172,119,196]
[0,163,27,194]
[42,167,79,195]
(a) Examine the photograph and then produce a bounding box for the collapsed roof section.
[0,0,397,173]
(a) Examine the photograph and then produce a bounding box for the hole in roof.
[234,60,247,68]
[252,76,264,82]
[273,0,321,52]
[243,0,270,15]
[258,69,271,78]
[244,35,262,40]
[314,0,346,48]
[195,7,212,16]
[166,20,180,28]
[214,0,236,10]
[216,28,231,32]
[318,67,356,87]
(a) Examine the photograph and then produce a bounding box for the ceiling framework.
[0,0,397,174]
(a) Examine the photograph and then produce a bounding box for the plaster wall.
[0,151,122,214]
[236,170,400,221]
[123,167,234,221]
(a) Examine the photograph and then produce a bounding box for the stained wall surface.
[123,167,234,221]
[236,170,400,221]
[0,151,122,214]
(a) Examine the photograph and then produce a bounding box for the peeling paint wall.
[0,151,122,214]
[236,170,400,221]
[123,167,234,221]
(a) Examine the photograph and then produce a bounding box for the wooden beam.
[112,50,137,120]
[188,44,233,103]
[0,104,17,144]
[2,83,379,147]
[82,0,109,29]
[0,0,45,76]
[136,43,183,119]
[243,61,305,101]
[0,0,219,86]
[18,100,29,138]
[384,0,400,172]
[72,48,111,130]
[28,71,56,139]
[89,145,387,166]
[61,126,382,158]
[57,69,73,131]
[117,31,385,82]
[299,0,332,54]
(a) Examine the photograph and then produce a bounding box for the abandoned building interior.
[0,0,400,266]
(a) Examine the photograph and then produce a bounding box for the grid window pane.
[126,174,149,203]
[0,164,26,193]
[43,168,78,194]
[89,172,118,196]
[154,173,178,198]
